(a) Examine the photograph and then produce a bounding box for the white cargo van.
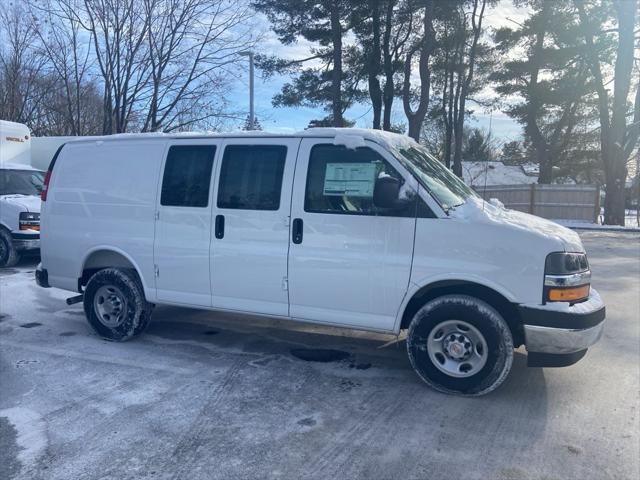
[36,129,605,395]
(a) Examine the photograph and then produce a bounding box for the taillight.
[41,169,52,201]
[41,143,65,202]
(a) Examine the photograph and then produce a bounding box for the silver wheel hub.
[94,285,127,327]
[426,320,488,378]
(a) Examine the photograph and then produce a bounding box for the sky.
[225,0,532,148]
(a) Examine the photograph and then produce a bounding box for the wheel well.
[400,281,524,347]
[80,250,138,289]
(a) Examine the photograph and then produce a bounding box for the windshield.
[391,143,477,211]
[0,170,45,196]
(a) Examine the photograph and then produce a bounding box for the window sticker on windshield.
[323,163,377,197]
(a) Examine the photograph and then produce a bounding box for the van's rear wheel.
[406,295,513,396]
[83,268,153,341]
[0,229,20,267]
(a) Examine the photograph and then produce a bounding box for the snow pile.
[0,407,48,467]
[449,196,584,251]
[399,175,418,200]
[332,133,366,150]
[488,197,504,209]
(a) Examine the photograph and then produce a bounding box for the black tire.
[83,268,153,341]
[406,294,514,396]
[0,228,20,267]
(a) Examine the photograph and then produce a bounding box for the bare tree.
[142,0,256,132]
[30,0,100,135]
[52,0,153,134]
[0,5,49,126]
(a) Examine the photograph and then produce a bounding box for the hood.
[449,197,584,252]
[0,194,42,213]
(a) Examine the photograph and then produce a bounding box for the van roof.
[59,128,417,150]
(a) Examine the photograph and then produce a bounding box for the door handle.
[215,214,225,239]
[292,218,303,244]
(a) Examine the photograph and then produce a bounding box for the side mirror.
[373,175,401,209]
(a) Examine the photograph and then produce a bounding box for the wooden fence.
[474,184,600,222]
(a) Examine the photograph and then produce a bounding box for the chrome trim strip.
[544,270,591,287]
[524,322,604,354]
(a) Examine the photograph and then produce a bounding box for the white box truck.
[35,129,605,395]
[0,120,43,266]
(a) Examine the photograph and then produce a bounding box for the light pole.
[239,51,254,130]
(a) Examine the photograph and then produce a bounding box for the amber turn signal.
[19,223,40,231]
[548,285,590,302]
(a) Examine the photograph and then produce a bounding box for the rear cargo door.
[154,139,221,306]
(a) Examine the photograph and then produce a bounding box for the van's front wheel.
[83,268,153,341]
[407,295,513,396]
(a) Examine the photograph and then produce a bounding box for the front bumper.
[518,289,605,367]
[12,231,40,251]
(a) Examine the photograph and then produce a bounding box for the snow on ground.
[0,408,48,467]
[461,161,538,187]
[557,209,640,230]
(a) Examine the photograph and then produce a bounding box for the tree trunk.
[452,0,487,178]
[537,148,553,183]
[368,0,383,129]
[576,0,636,225]
[403,1,435,142]
[603,157,627,225]
[330,0,343,127]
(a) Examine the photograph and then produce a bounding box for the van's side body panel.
[209,137,301,316]
[287,139,416,332]
[41,139,166,297]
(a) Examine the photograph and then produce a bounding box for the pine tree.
[252,0,360,127]
[242,115,262,131]
[491,0,594,184]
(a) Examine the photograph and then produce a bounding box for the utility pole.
[239,51,255,129]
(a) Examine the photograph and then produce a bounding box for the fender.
[393,273,519,334]
[80,245,154,301]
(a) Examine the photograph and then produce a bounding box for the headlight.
[19,212,40,231]
[544,252,590,303]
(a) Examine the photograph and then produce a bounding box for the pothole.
[59,331,77,337]
[297,417,317,427]
[349,362,372,370]
[20,322,42,328]
[202,330,219,336]
[290,348,351,363]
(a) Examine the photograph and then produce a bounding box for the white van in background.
[0,121,43,266]
[35,128,605,395]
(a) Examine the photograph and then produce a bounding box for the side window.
[161,145,216,207]
[217,145,287,211]
[304,144,412,216]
